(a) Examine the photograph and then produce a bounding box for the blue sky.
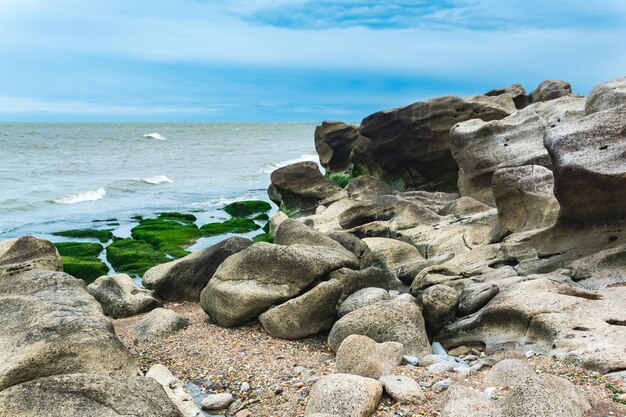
[0,0,625,121]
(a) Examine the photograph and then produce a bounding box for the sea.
[0,122,319,250]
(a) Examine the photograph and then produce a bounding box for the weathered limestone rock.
[328,298,430,357]
[142,237,252,301]
[259,279,344,339]
[0,373,183,417]
[135,308,189,342]
[585,76,626,114]
[0,270,136,391]
[529,80,572,103]
[200,243,357,327]
[0,236,62,279]
[146,364,202,417]
[570,245,626,289]
[305,374,383,417]
[416,284,459,333]
[314,121,360,173]
[335,334,404,379]
[492,165,559,233]
[87,273,162,318]
[351,96,510,191]
[544,103,626,225]
[268,161,348,215]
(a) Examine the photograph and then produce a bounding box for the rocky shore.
[1,76,625,416]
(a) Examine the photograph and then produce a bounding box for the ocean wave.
[260,154,320,174]
[143,132,166,140]
[53,188,107,204]
[131,175,173,185]
[187,195,259,210]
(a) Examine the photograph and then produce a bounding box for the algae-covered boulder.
[55,241,108,283]
[142,237,252,301]
[106,238,171,276]
[52,228,113,243]
[200,242,358,327]
[268,161,348,215]
[200,218,260,235]
[223,200,272,218]
[0,236,62,279]
[87,273,162,318]
[0,270,137,390]
[0,374,184,417]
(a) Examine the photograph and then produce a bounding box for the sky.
[0,0,625,122]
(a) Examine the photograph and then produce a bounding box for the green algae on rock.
[55,242,104,258]
[326,172,352,188]
[252,232,274,243]
[106,238,172,276]
[52,228,113,243]
[55,242,108,284]
[131,214,201,259]
[253,213,270,221]
[200,218,260,236]
[223,200,272,218]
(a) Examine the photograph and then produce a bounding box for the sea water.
[0,122,319,249]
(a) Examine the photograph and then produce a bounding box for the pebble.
[403,355,420,366]
[200,393,234,411]
[447,345,470,357]
[525,350,535,358]
[240,382,250,392]
[431,342,447,356]
[432,379,453,393]
[427,363,455,373]
[483,387,497,399]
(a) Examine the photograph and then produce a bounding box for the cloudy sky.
[0,0,625,121]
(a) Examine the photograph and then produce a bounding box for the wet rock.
[87,273,162,318]
[304,373,383,417]
[135,308,189,342]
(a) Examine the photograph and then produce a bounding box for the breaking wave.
[260,154,320,174]
[53,188,107,204]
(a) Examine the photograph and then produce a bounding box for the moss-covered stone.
[326,172,351,188]
[252,233,274,243]
[253,213,270,221]
[55,242,103,258]
[106,238,172,276]
[130,214,200,259]
[159,212,197,221]
[200,218,260,236]
[52,229,113,243]
[61,256,108,284]
[223,200,272,218]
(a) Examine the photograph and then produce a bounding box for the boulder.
[146,364,202,417]
[379,375,426,404]
[0,236,62,279]
[458,283,500,316]
[544,103,626,225]
[0,270,136,391]
[492,165,560,233]
[87,273,162,318]
[570,245,626,290]
[529,80,572,103]
[135,308,189,342]
[440,197,493,218]
[258,279,344,339]
[335,334,403,379]
[142,237,252,301]
[397,252,455,285]
[314,121,360,173]
[351,95,510,191]
[346,175,396,200]
[273,219,353,259]
[200,243,358,327]
[327,231,375,268]
[338,196,406,229]
[337,287,391,317]
[441,386,493,417]
[304,373,383,417]
[485,83,529,109]
[268,211,288,235]
[328,267,395,297]
[267,161,348,215]
[328,298,430,357]
[484,359,535,387]
[0,373,183,417]
[585,76,626,114]
[416,284,459,333]
[363,237,423,272]
[450,96,584,204]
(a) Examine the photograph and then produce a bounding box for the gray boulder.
[327,231,375,268]
[585,76,626,114]
[314,121,360,173]
[0,270,136,391]
[346,175,396,200]
[87,273,162,318]
[135,308,189,342]
[268,161,348,215]
[416,284,459,333]
[304,373,383,417]
[200,243,357,327]
[492,165,559,233]
[274,219,354,259]
[142,237,252,301]
[335,334,403,379]
[458,283,500,316]
[337,287,391,317]
[0,236,62,279]
[363,237,423,272]
[545,103,626,224]
[259,279,344,339]
[0,373,183,417]
[328,267,395,298]
[328,298,430,357]
[529,80,572,103]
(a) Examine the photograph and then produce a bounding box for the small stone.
[431,342,447,355]
[379,375,426,404]
[402,355,419,366]
[240,382,250,392]
[618,393,626,402]
[483,387,497,399]
[525,350,535,358]
[428,363,454,373]
[200,393,234,411]
[235,410,251,417]
[432,379,453,393]
[447,346,470,357]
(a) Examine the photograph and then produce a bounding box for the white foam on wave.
[143,132,166,140]
[260,154,320,174]
[132,175,173,185]
[53,188,107,204]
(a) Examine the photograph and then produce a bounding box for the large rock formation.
[485,83,530,109]
[314,121,360,173]
[0,270,137,391]
[544,103,626,225]
[529,79,573,103]
[0,235,62,279]
[268,161,348,214]
[200,242,358,327]
[142,237,252,301]
[585,76,626,114]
